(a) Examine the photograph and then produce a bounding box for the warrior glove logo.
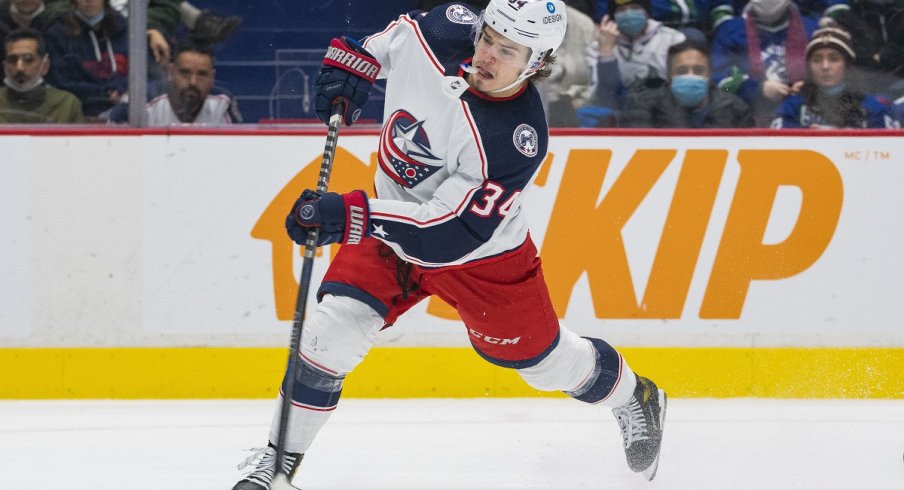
[378,110,444,188]
[347,205,366,244]
[323,41,380,83]
[513,124,539,157]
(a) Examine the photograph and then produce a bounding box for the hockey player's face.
[470,27,531,96]
[808,48,846,88]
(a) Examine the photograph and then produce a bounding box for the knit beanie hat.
[806,27,856,62]
[609,0,652,16]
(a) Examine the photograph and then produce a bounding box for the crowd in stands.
[2,0,904,128]
[0,0,240,124]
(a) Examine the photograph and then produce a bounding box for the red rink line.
[0,126,902,137]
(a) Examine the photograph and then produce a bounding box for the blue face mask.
[670,75,709,107]
[614,10,647,38]
[75,10,106,27]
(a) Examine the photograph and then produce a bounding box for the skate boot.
[232,443,303,490]
[612,375,667,480]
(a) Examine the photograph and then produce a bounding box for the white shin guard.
[269,294,384,454]
[517,328,636,408]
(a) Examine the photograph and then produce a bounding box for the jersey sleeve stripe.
[371,210,457,226]
[460,100,488,181]
[400,15,444,74]
[363,17,402,48]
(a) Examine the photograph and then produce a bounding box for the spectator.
[540,5,598,126]
[622,39,754,127]
[711,0,819,125]
[771,27,891,127]
[108,40,239,125]
[593,0,708,42]
[107,1,242,63]
[588,0,685,124]
[45,0,128,119]
[0,0,68,41]
[831,0,904,98]
[710,0,850,34]
[0,27,82,122]
[888,95,904,127]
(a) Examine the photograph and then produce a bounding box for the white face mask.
[4,75,44,93]
[750,0,791,23]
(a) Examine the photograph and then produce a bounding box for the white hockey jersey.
[145,93,233,126]
[361,3,549,268]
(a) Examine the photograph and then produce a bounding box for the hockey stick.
[271,103,344,490]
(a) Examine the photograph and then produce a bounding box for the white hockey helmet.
[479,0,568,76]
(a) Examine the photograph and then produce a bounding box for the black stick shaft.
[274,104,344,481]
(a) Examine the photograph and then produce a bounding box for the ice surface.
[2,398,903,489]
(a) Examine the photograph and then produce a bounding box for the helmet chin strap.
[460,59,543,94]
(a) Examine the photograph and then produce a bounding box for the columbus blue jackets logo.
[379,110,443,188]
[446,4,478,24]
[513,124,539,157]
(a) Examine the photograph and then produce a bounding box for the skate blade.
[641,389,667,481]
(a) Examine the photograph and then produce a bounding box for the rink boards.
[1,128,902,399]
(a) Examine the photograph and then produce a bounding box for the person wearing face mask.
[592,0,709,43]
[622,39,754,127]
[771,26,892,127]
[711,0,820,125]
[589,0,685,123]
[0,27,81,122]
[43,0,127,119]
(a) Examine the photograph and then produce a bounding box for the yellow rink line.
[1,347,901,399]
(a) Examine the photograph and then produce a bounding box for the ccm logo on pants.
[469,329,521,345]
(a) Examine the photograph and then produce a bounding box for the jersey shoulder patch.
[512,124,539,158]
[444,4,480,24]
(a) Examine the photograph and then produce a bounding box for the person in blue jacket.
[771,27,892,128]
[44,0,128,118]
[711,0,819,125]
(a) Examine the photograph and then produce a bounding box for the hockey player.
[232,1,666,488]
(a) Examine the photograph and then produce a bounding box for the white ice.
[2,398,903,489]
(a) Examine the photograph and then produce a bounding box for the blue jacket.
[711,14,819,107]
[771,91,892,128]
[45,11,130,116]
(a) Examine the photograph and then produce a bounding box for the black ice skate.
[232,443,303,490]
[612,375,667,481]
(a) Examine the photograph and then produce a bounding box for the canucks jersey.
[361,3,549,268]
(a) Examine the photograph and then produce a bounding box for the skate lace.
[612,398,649,449]
[237,447,298,485]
